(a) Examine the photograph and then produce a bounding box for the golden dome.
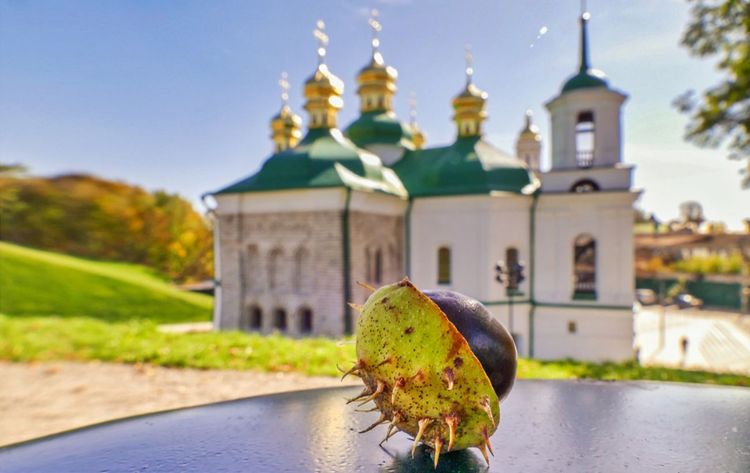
[452,47,488,137]
[519,109,541,141]
[303,21,344,129]
[356,10,398,113]
[271,72,302,152]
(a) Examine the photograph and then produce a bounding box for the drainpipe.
[528,191,540,358]
[201,193,221,330]
[342,188,353,334]
[405,198,414,277]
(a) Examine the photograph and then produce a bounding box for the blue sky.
[0,0,746,228]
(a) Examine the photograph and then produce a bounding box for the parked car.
[636,288,657,306]
[674,293,704,310]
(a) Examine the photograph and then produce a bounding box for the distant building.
[209,11,638,361]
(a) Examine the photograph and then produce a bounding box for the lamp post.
[495,260,525,344]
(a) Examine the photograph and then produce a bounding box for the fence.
[636,276,742,311]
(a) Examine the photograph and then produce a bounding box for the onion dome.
[304,21,345,129]
[519,110,541,141]
[214,20,406,199]
[345,10,414,151]
[561,10,609,93]
[516,110,542,172]
[356,10,397,113]
[270,72,303,153]
[452,46,488,137]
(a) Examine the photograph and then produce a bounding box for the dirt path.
[0,361,357,447]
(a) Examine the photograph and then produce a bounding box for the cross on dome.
[278,71,290,107]
[409,91,418,126]
[313,20,329,65]
[464,44,474,85]
[368,9,383,64]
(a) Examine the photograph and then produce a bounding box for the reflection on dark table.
[1,380,749,472]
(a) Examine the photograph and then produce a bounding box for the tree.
[0,171,213,282]
[675,0,750,188]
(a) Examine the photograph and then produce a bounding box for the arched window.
[437,247,451,284]
[268,248,284,292]
[242,245,260,293]
[573,234,596,299]
[241,305,262,331]
[293,246,311,293]
[273,308,287,331]
[505,247,519,290]
[299,307,313,335]
[575,111,595,168]
[374,248,383,284]
[570,179,600,193]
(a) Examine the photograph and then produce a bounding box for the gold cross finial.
[313,20,329,65]
[464,44,474,85]
[279,72,290,107]
[368,9,382,61]
[409,91,418,125]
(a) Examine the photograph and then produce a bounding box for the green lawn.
[0,242,211,323]
[1,242,748,385]
[1,314,747,384]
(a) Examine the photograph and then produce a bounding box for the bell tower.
[545,8,627,176]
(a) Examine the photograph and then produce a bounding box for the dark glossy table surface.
[2,380,749,473]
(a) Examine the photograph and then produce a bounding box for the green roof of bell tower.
[561,10,609,93]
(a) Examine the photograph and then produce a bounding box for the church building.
[209,10,638,361]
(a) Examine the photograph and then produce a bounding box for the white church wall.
[409,194,532,302]
[214,189,349,337]
[215,188,346,215]
[535,191,637,306]
[350,210,405,306]
[540,165,632,193]
[533,306,634,361]
[486,302,532,358]
[350,190,407,216]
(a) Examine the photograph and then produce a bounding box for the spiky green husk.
[349,279,499,465]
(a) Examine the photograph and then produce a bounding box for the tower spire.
[579,1,591,73]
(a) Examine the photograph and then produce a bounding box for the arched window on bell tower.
[575,111,595,168]
[573,234,596,299]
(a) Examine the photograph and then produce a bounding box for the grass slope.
[0,242,210,323]
[1,242,747,384]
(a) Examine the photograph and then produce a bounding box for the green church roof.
[345,111,414,149]
[214,127,406,197]
[392,135,538,197]
[561,11,609,94]
[561,68,608,93]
